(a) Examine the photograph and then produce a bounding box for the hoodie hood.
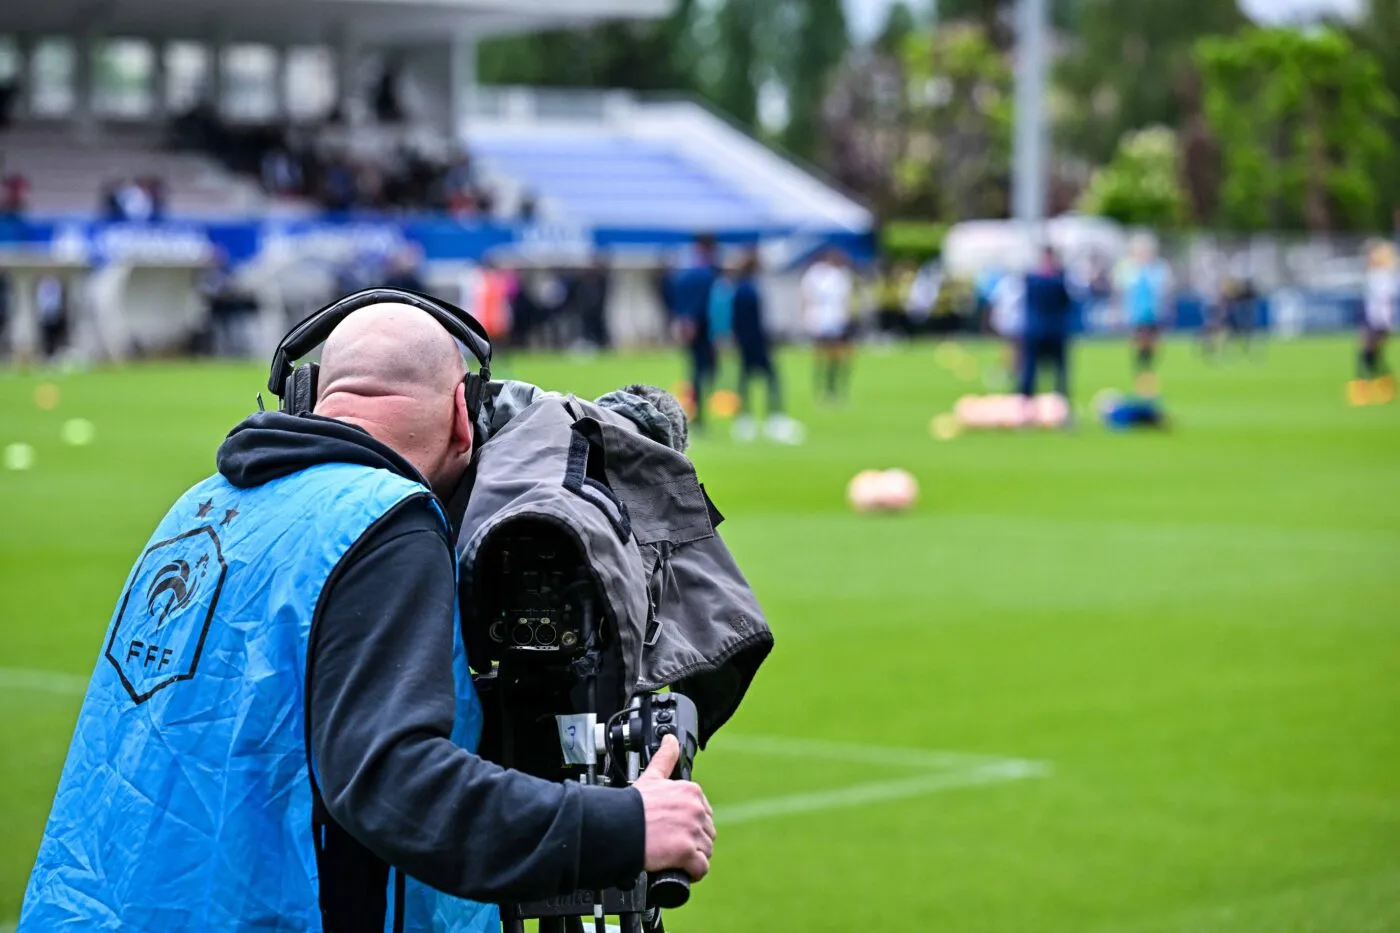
[217,411,429,490]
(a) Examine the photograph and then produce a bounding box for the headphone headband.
[267,286,493,399]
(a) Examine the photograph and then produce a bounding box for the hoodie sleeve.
[308,495,645,902]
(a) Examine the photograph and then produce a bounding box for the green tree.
[898,23,1013,221]
[934,0,1075,49]
[1351,0,1400,226]
[1077,126,1187,227]
[1197,27,1397,232]
[712,0,766,130]
[477,0,701,91]
[1056,0,1246,165]
[819,48,908,217]
[935,0,1011,49]
[876,2,919,57]
[781,0,851,158]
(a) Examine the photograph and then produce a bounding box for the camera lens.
[510,621,535,646]
[534,622,558,646]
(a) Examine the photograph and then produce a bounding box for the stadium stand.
[471,134,773,229]
[0,3,876,363]
[1,122,273,216]
[465,90,871,232]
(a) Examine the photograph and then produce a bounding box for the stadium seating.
[471,133,774,229]
[465,93,871,233]
[0,122,276,216]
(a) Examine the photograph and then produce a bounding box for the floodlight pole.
[449,33,477,145]
[73,27,98,145]
[1012,0,1049,235]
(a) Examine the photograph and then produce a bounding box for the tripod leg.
[540,919,567,933]
[501,919,525,933]
[618,912,644,933]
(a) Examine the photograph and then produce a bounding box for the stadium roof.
[0,0,672,46]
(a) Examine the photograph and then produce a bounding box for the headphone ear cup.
[463,373,486,424]
[287,363,320,415]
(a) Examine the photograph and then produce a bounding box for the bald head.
[314,303,475,494]
[318,303,465,399]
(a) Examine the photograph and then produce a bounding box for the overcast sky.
[842,0,1365,42]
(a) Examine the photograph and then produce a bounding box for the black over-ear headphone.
[267,286,493,421]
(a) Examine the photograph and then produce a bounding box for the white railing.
[464,87,638,124]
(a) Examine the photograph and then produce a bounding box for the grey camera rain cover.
[457,390,772,745]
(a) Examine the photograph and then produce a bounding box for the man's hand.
[634,735,716,882]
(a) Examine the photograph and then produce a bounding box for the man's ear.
[453,380,475,458]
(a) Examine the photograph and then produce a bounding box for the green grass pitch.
[1,336,1398,932]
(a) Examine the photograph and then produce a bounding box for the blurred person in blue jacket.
[729,249,804,444]
[668,234,720,429]
[1019,246,1074,412]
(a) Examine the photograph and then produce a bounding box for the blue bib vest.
[1127,263,1168,327]
[20,462,498,933]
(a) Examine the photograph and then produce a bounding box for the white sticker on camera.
[556,713,597,765]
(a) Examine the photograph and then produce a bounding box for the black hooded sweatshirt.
[217,411,644,931]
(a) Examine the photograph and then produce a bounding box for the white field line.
[0,666,88,696]
[712,733,1020,770]
[711,733,1052,826]
[0,667,1053,828]
[715,758,1050,826]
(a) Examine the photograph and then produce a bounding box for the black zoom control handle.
[638,693,700,910]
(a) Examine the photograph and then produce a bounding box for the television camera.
[469,519,699,933]
[268,288,770,933]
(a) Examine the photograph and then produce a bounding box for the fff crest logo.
[106,525,227,703]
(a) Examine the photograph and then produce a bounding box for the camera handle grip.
[647,869,691,909]
[637,694,700,911]
[644,740,693,908]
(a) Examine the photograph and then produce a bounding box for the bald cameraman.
[21,302,715,932]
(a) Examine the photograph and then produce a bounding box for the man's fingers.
[641,735,680,781]
[686,850,710,881]
[700,812,717,844]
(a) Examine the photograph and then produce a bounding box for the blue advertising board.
[0,215,878,269]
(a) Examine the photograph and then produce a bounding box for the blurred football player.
[730,250,803,444]
[801,248,856,404]
[1351,240,1397,405]
[668,234,720,428]
[988,265,1026,387]
[1117,235,1172,396]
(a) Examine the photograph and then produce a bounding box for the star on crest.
[196,499,214,518]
